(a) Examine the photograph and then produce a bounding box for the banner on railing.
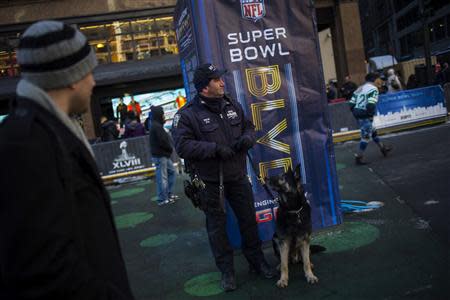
[374,85,447,129]
[92,136,152,176]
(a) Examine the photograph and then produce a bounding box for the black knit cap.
[17,20,97,89]
[193,63,227,92]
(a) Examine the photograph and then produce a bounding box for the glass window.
[81,16,178,63]
[394,0,413,12]
[131,18,154,32]
[0,34,20,78]
[400,36,408,56]
[396,7,419,32]
[156,17,178,55]
[80,24,110,64]
[109,34,135,62]
[434,18,446,41]
[112,21,131,35]
[0,14,180,71]
[80,24,108,40]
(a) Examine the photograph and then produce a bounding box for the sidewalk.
[107,125,449,300]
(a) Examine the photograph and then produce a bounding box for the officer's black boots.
[380,144,393,157]
[249,261,276,279]
[221,272,237,292]
[258,261,276,279]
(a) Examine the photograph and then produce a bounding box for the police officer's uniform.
[172,92,267,275]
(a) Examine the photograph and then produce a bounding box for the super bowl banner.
[175,0,342,246]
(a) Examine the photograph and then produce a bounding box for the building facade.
[0,0,366,138]
[359,0,450,61]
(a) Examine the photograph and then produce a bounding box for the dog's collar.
[287,206,304,223]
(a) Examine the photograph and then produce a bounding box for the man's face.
[203,77,225,98]
[374,78,383,89]
[69,73,96,114]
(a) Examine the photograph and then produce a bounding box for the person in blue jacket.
[172,63,274,292]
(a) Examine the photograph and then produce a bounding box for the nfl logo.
[241,0,266,22]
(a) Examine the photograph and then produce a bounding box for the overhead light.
[97,43,105,48]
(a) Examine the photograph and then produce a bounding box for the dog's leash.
[219,160,225,213]
[246,153,278,202]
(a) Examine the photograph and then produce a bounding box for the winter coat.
[123,120,145,138]
[172,94,255,182]
[0,98,134,299]
[149,106,173,158]
[100,119,119,142]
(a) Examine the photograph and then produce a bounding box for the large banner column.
[175,0,342,247]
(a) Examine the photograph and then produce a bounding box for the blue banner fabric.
[174,0,342,247]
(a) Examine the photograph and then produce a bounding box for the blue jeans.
[357,118,375,142]
[153,156,176,202]
[357,118,380,152]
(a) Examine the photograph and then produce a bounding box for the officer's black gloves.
[216,144,235,160]
[232,135,254,152]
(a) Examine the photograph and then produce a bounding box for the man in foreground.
[0,20,134,299]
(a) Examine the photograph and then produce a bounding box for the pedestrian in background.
[0,20,134,299]
[116,97,128,127]
[150,105,178,206]
[340,75,358,100]
[386,68,402,92]
[123,111,145,138]
[349,72,392,165]
[100,115,119,142]
[172,63,275,292]
[406,74,419,90]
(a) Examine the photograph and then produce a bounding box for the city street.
[108,122,450,300]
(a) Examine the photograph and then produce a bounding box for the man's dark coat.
[0,98,134,299]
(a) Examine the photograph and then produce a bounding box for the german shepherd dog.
[268,166,324,288]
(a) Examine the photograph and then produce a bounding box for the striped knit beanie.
[17,20,97,90]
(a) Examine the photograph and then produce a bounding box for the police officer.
[172,63,274,292]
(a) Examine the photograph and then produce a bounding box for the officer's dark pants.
[203,178,264,274]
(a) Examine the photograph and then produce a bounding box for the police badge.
[241,0,266,22]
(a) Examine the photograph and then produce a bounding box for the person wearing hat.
[149,105,178,206]
[0,21,134,299]
[172,63,275,292]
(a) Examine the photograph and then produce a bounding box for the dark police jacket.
[0,99,134,300]
[172,94,255,183]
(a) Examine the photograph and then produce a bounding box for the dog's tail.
[310,244,327,254]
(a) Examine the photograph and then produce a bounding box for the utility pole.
[419,0,434,85]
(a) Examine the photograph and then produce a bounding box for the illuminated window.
[80,24,110,64]
[0,34,20,78]
[0,14,180,73]
[81,15,179,62]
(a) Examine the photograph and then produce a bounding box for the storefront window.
[0,34,20,78]
[131,18,154,33]
[112,21,132,35]
[0,14,179,74]
[433,18,446,41]
[80,24,110,64]
[109,34,135,62]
